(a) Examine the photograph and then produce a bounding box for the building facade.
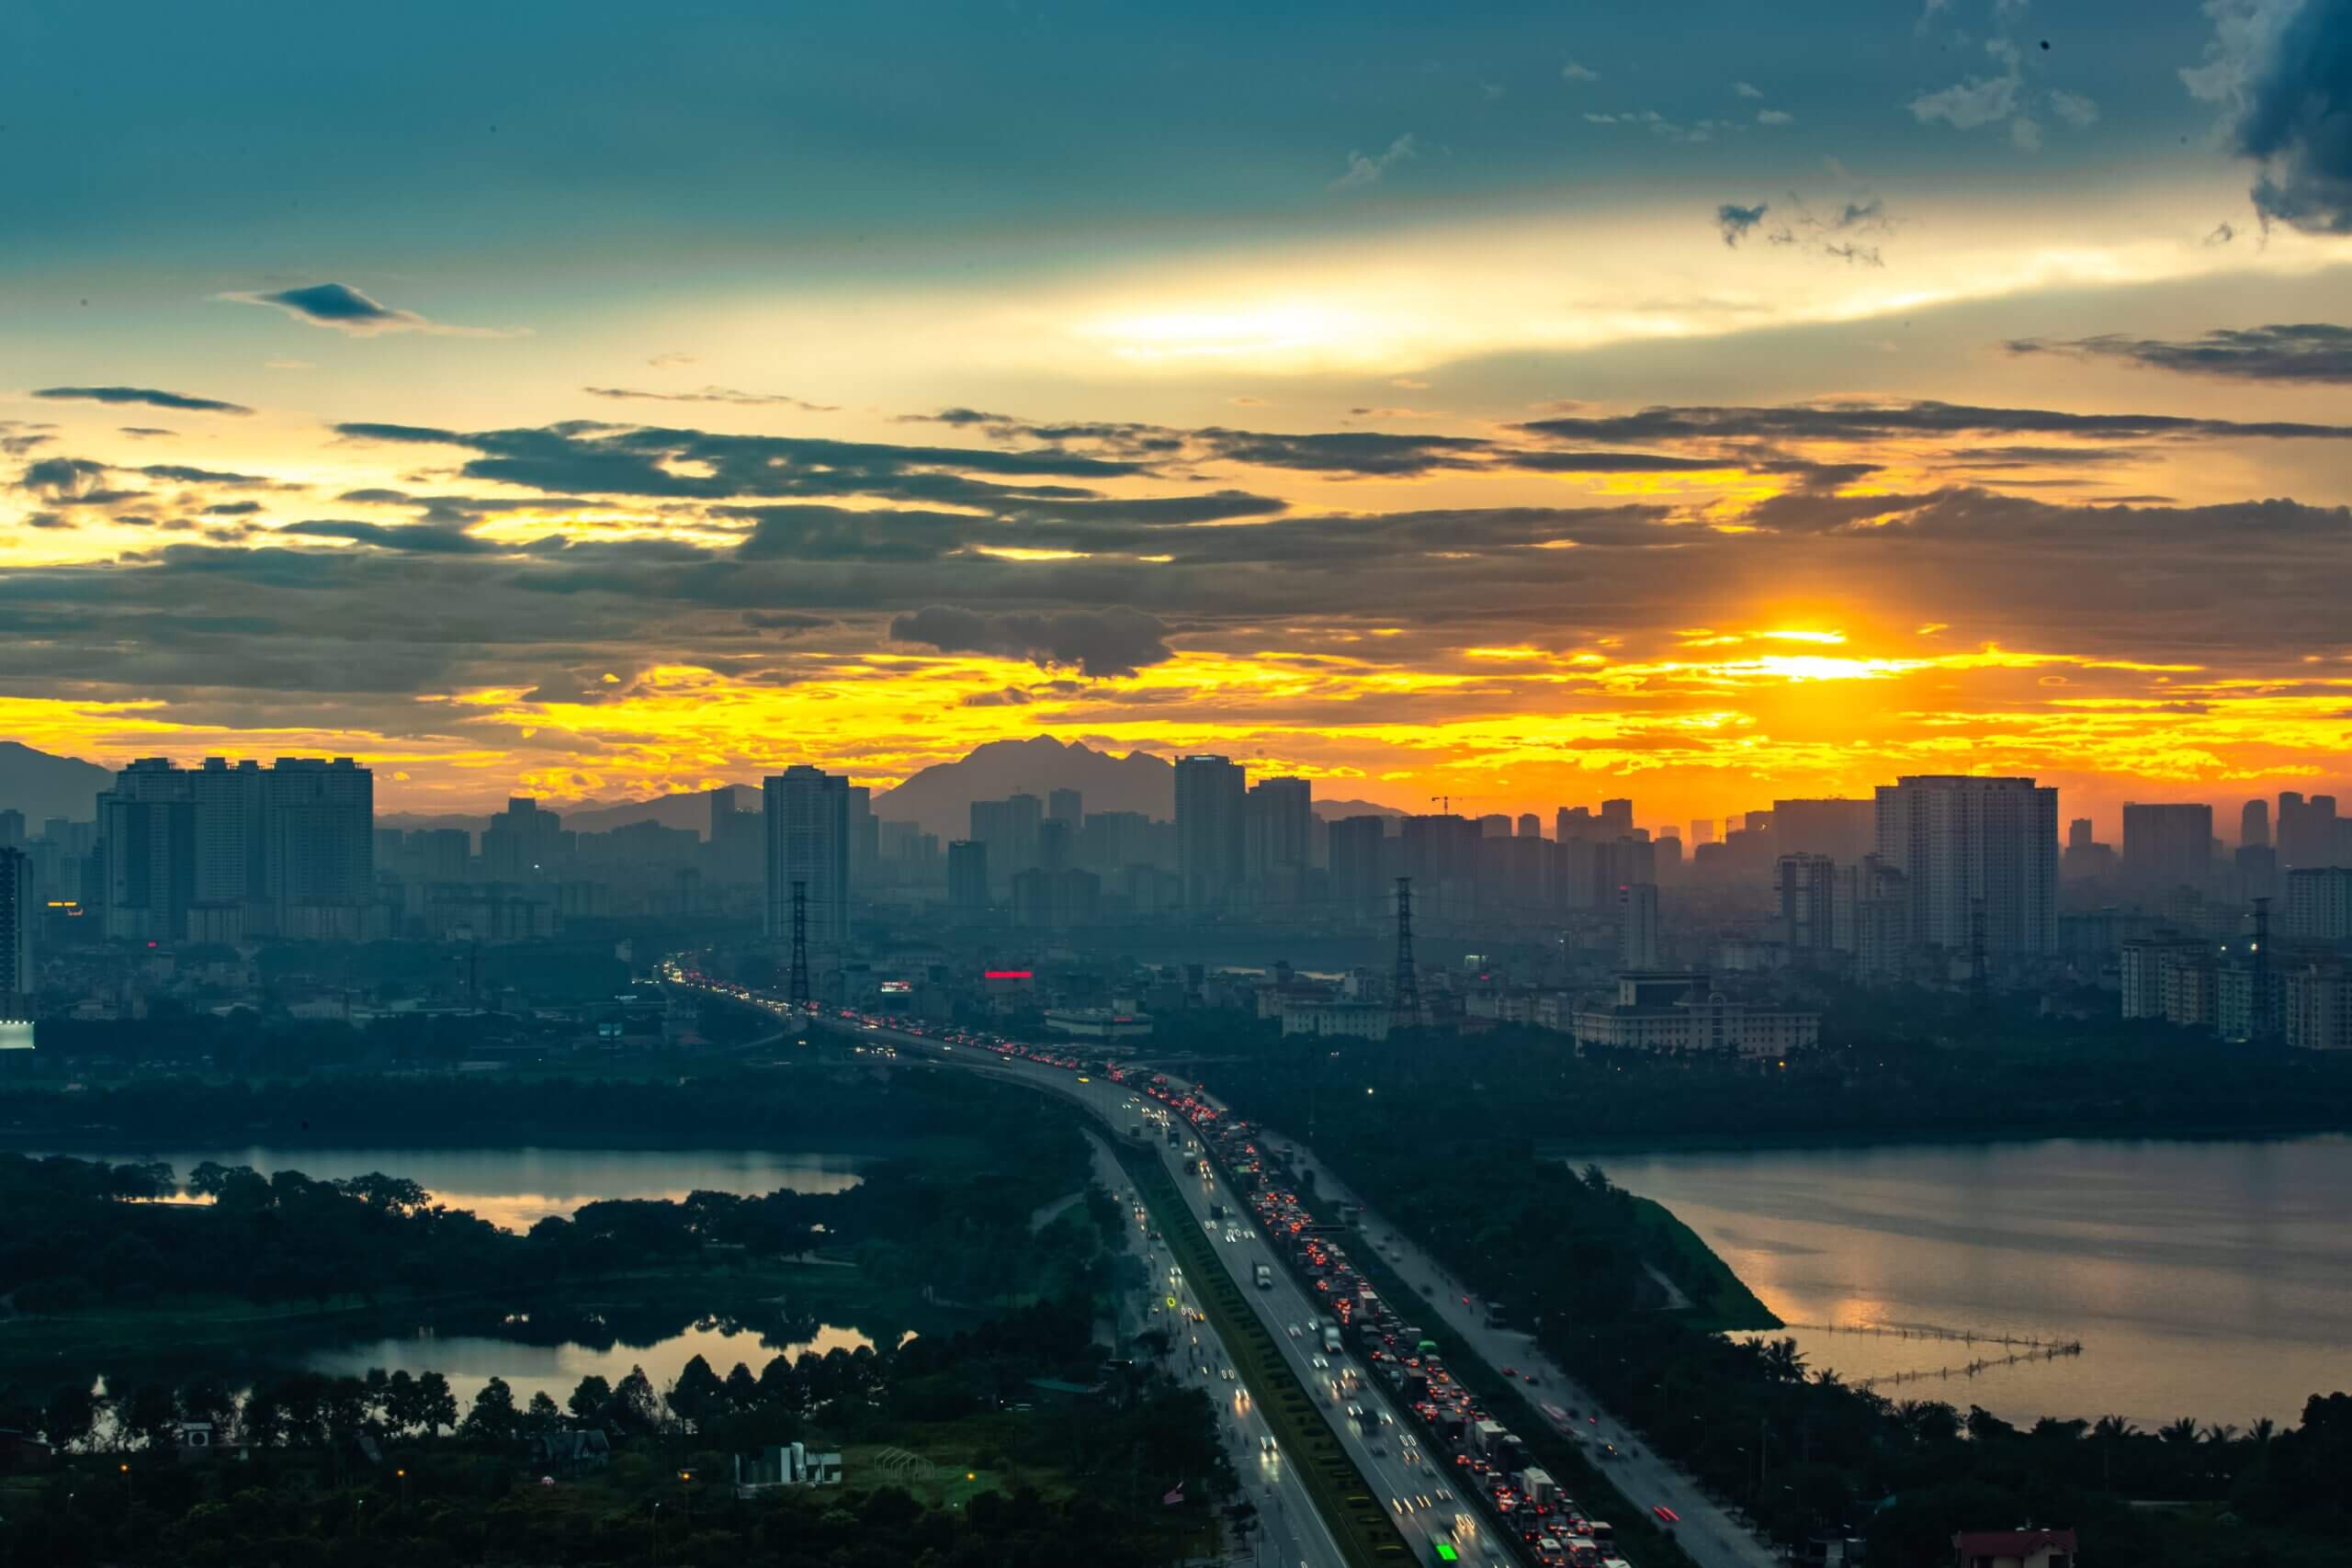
[1873,775,2058,957]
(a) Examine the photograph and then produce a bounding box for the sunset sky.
[7,0,2352,833]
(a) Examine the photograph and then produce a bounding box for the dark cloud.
[0,421,56,457]
[202,501,266,516]
[223,282,510,337]
[2225,0,2352,233]
[1190,428,1492,477]
[136,463,296,489]
[2007,323,2352,384]
[1516,400,2352,445]
[35,385,254,415]
[888,604,1175,678]
[583,386,840,412]
[1716,202,1770,245]
[119,426,176,438]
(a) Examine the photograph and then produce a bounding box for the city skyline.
[8,2,2352,826]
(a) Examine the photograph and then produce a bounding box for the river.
[1602,1134,2352,1428]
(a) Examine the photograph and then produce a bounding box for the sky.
[6,0,2352,835]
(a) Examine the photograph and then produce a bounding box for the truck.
[1254,1262,1273,1290]
[1518,1466,1557,1507]
[1322,1325,1343,1353]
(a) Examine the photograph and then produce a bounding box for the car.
[1501,1367,1517,1377]
[1652,1506,1680,1525]
[1310,1355,1328,1370]
[1378,1410,1396,1425]
[1523,1372,1539,1385]
[1261,1435,1277,1453]
[1287,1324,1301,1337]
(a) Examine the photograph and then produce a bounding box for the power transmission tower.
[788,879,810,1009]
[1391,875,1420,1030]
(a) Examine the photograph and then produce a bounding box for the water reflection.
[50,1145,870,1231]
[308,1319,907,1412]
[1603,1134,2352,1427]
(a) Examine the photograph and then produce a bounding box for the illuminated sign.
[878,980,911,994]
[982,970,1034,980]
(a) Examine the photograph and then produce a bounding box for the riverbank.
[1550,1121,2352,1161]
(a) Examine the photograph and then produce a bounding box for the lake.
[1601,1134,2352,1428]
[52,1145,871,1231]
[37,1145,902,1410]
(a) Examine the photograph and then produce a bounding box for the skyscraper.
[1516,813,1541,839]
[0,846,33,1014]
[764,765,851,946]
[2121,802,2214,893]
[1776,852,1838,953]
[1174,754,1246,906]
[1244,777,1313,887]
[1047,788,1083,830]
[99,756,373,942]
[2241,798,2271,850]
[1327,815,1387,917]
[946,839,989,914]
[1618,881,1661,968]
[1600,798,1634,836]
[1873,774,2058,956]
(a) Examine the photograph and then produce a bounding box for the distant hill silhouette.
[874,735,1175,840]
[370,737,1416,842]
[0,741,119,823]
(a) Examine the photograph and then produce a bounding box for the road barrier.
[1112,1137,1413,1568]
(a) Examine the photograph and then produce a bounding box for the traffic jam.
[1139,1080,1635,1568]
[656,961,1660,1567]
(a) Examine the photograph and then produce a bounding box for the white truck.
[1321,1325,1343,1353]
[1254,1262,1274,1290]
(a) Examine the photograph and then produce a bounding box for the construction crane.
[1429,795,1476,814]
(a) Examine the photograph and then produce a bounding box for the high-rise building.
[0,812,22,851]
[1776,853,1838,953]
[1617,881,1661,968]
[1517,813,1542,839]
[708,785,763,878]
[1835,855,1909,983]
[2282,867,2352,942]
[1245,777,1314,887]
[2241,799,2271,850]
[1555,806,1595,841]
[99,756,374,942]
[0,846,33,1013]
[1873,775,2058,956]
[1600,798,1634,836]
[2282,964,2352,1051]
[763,765,850,946]
[1328,816,1387,916]
[845,784,878,886]
[2278,792,2346,870]
[1772,799,1875,863]
[945,839,989,913]
[1476,813,1513,839]
[1047,788,1083,830]
[1174,755,1246,906]
[2235,843,2280,905]
[262,759,375,935]
[2122,803,2214,893]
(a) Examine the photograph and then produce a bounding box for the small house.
[1952,1528,2076,1568]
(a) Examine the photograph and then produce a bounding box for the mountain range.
[0,740,119,824]
[2,735,1407,840]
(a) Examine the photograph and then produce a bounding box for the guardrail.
[1111,1137,1415,1568]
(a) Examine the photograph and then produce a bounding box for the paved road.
[1273,1144,1778,1568]
[1084,1130,1350,1568]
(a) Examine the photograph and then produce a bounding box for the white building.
[763,765,851,947]
[1569,972,1818,1056]
[1873,775,2058,957]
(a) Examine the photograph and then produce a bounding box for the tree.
[414,1371,459,1437]
[669,1355,726,1431]
[568,1373,613,1421]
[125,1382,180,1452]
[43,1384,97,1452]
[461,1377,520,1444]
[613,1365,664,1433]
[526,1390,562,1433]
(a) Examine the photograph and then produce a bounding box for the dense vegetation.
[0,1073,1113,1323]
[0,1298,1238,1567]
[1214,1032,2352,1568]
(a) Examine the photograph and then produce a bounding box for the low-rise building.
[1043,1005,1153,1043]
[1951,1527,2075,1568]
[1569,972,1818,1056]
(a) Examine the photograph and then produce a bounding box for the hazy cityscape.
[8,1,2352,1565]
